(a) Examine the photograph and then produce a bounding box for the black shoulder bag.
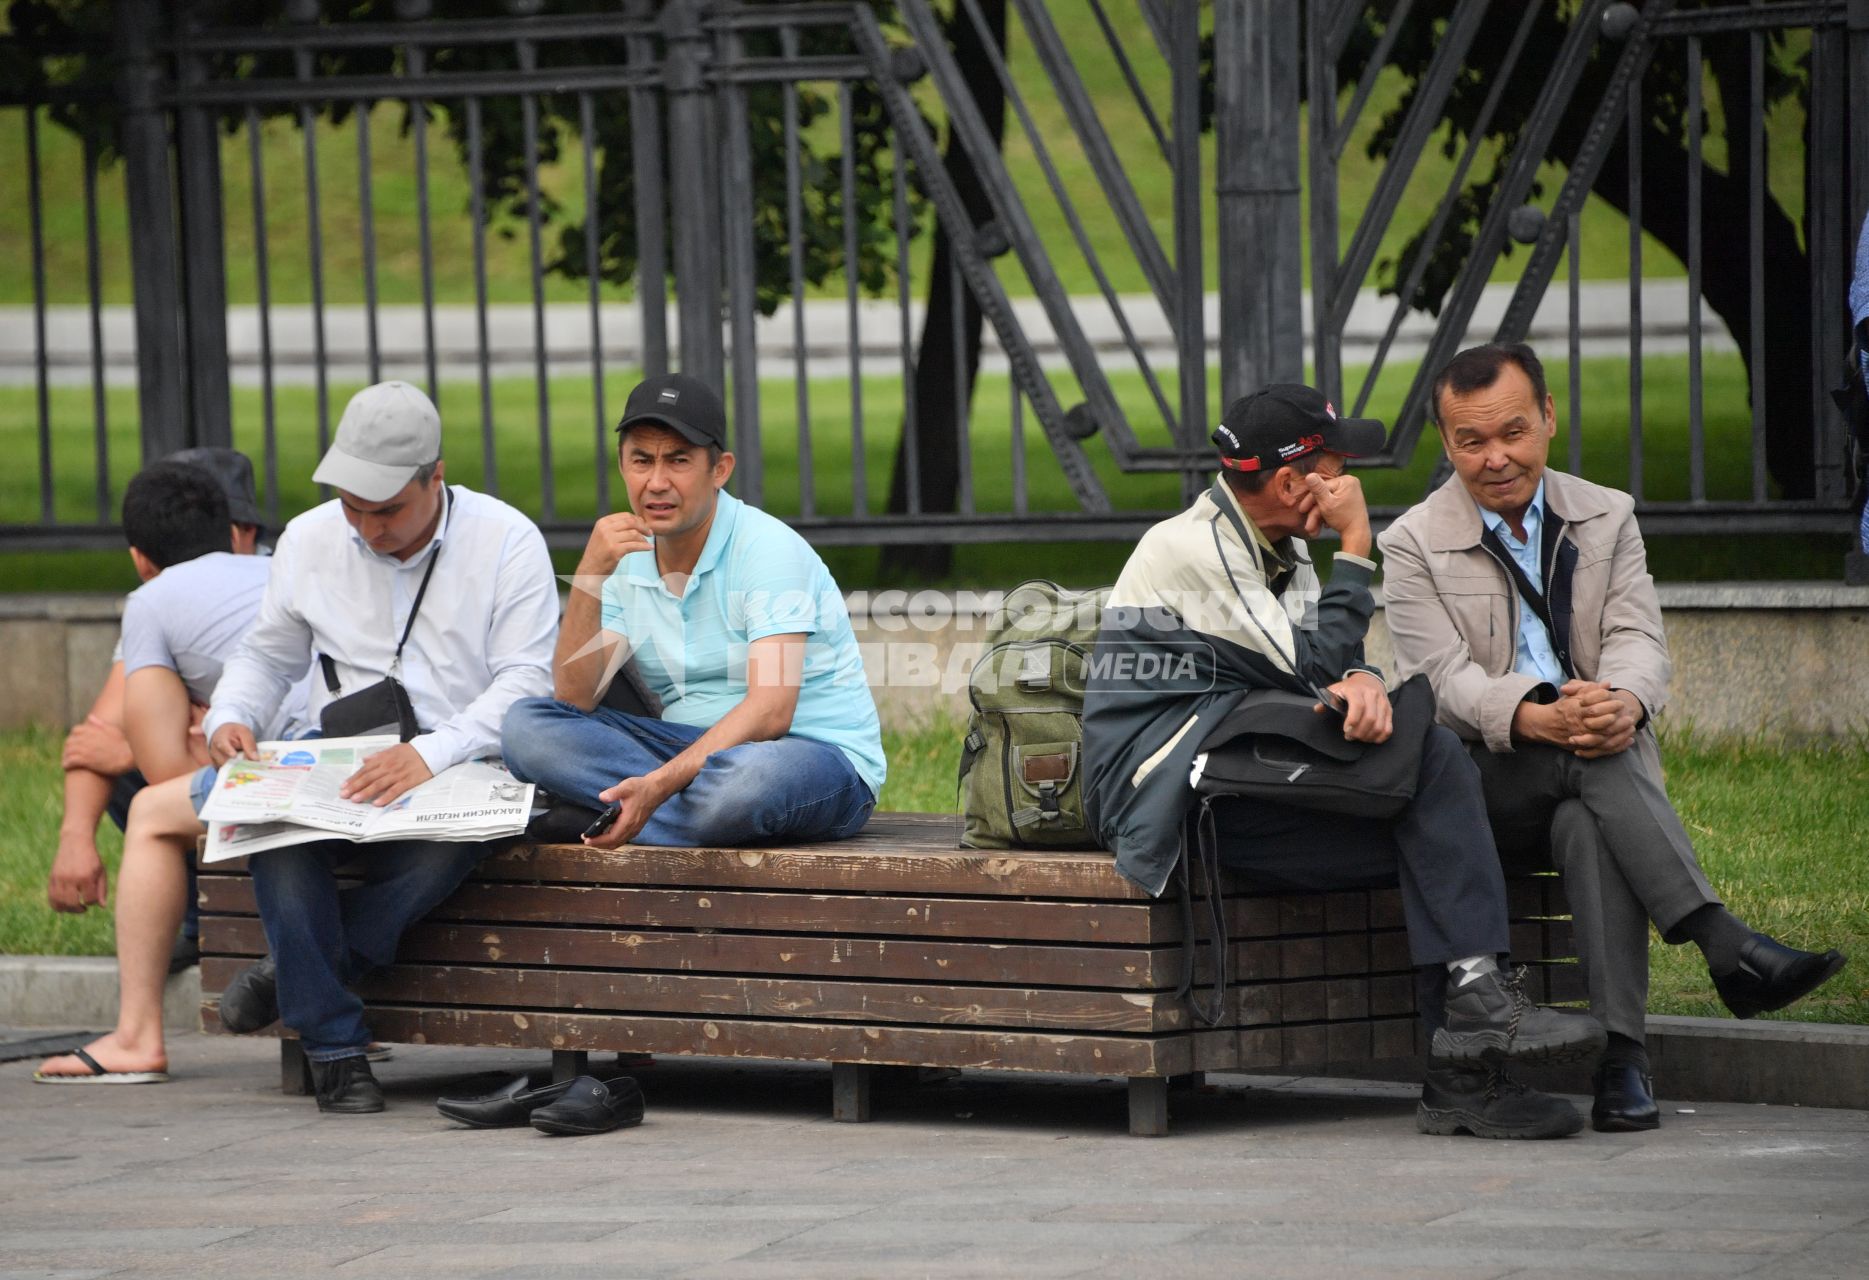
[317,491,448,741]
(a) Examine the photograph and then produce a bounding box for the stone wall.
[5,585,1867,739]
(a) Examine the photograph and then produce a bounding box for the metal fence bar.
[518,39,555,519]
[892,145,920,517]
[1809,23,1850,504]
[1329,0,1489,336]
[1169,0,1205,498]
[719,22,762,505]
[173,12,231,450]
[408,47,439,401]
[626,5,669,378]
[1686,35,1705,502]
[1627,74,1645,502]
[1350,0,1542,418]
[1087,0,1169,162]
[782,32,814,519]
[357,103,382,386]
[1010,386,1027,517]
[1748,20,1767,503]
[116,0,187,462]
[465,96,498,497]
[1335,0,1416,147]
[1568,209,1582,476]
[27,106,53,522]
[82,129,109,521]
[950,248,974,515]
[579,92,610,512]
[294,45,331,467]
[953,0,1177,450]
[1012,0,1175,313]
[839,81,867,519]
[245,106,279,524]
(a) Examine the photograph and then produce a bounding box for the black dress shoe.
[1712,934,1847,1019]
[1591,1059,1660,1132]
[217,957,279,1034]
[529,1075,646,1136]
[436,1075,576,1128]
[311,1055,384,1114]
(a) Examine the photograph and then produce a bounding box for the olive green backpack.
[958,579,1110,849]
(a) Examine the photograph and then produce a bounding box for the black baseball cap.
[614,373,729,450]
[1210,384,1385,474]
[165,446,266,528]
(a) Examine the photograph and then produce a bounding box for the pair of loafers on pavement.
[437,1073,646,1136]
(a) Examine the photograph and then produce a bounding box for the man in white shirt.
[45,383,557,1114]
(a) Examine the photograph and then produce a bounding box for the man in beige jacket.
[1380,341,1845,1134]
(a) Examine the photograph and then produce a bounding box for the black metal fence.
[1,0,1862,554]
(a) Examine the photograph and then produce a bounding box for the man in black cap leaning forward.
[502,373,884,849]
[1082,383,1606,1139]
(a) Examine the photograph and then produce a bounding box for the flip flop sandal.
[33,1047,169,1085]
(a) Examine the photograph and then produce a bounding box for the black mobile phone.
[1315,686,1347,715]
[582,802,623,840]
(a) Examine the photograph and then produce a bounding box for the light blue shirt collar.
[1476,478,1546,550]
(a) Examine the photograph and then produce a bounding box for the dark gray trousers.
[1206,725,1512,977]
[1469,733,1721,1042]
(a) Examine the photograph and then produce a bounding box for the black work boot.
[311,1055,385,1114]
[1416,1061,1583,1139]
[216,957,279,1034]
[1433,965,1606,1065]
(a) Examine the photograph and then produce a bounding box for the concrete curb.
[0,955,200,1033]
[1322,1015,1869,1112]
[3,955,1864,1110]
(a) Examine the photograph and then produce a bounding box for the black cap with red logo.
[1210,384,1386,474]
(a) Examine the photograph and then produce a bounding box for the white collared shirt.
[205,484,559,774]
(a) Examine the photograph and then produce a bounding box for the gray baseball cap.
[166,446,265,528]
[313,381,442,502]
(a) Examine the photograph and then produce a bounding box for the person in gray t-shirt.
[47,452,277,935]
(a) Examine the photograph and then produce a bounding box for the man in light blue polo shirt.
[502,373,882,847]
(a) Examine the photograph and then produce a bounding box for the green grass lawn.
[0,349,1853,595]
[3,721,1863,1027]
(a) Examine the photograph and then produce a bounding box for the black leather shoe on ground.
[311,1055,384,1114]
[1432,965,1608,1065]
[1416,1061,1583,1139]
[216,957,279,1034]
[1591,1058,1661,1133]
[436,1075,576,1128]
[529,1075,645,1136]
[1712,934,1847,1019]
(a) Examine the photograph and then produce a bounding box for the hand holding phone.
[582,801,623,840]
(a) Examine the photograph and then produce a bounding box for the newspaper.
[199,736,533,864]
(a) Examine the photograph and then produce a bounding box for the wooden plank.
[197,959,1190,1033]
[196,917,1184,990]
[197,877,1168,945]
[203,1004,1191,1076]
[492,824,1148,902]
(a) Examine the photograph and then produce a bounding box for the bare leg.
[38,776,203,1078]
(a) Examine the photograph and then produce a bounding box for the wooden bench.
[197,813,1579,1135]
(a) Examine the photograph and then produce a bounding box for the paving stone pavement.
[2,1032,1866,1279]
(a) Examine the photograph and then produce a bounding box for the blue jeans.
[248,838,490,1062]
[501,698,875,846]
